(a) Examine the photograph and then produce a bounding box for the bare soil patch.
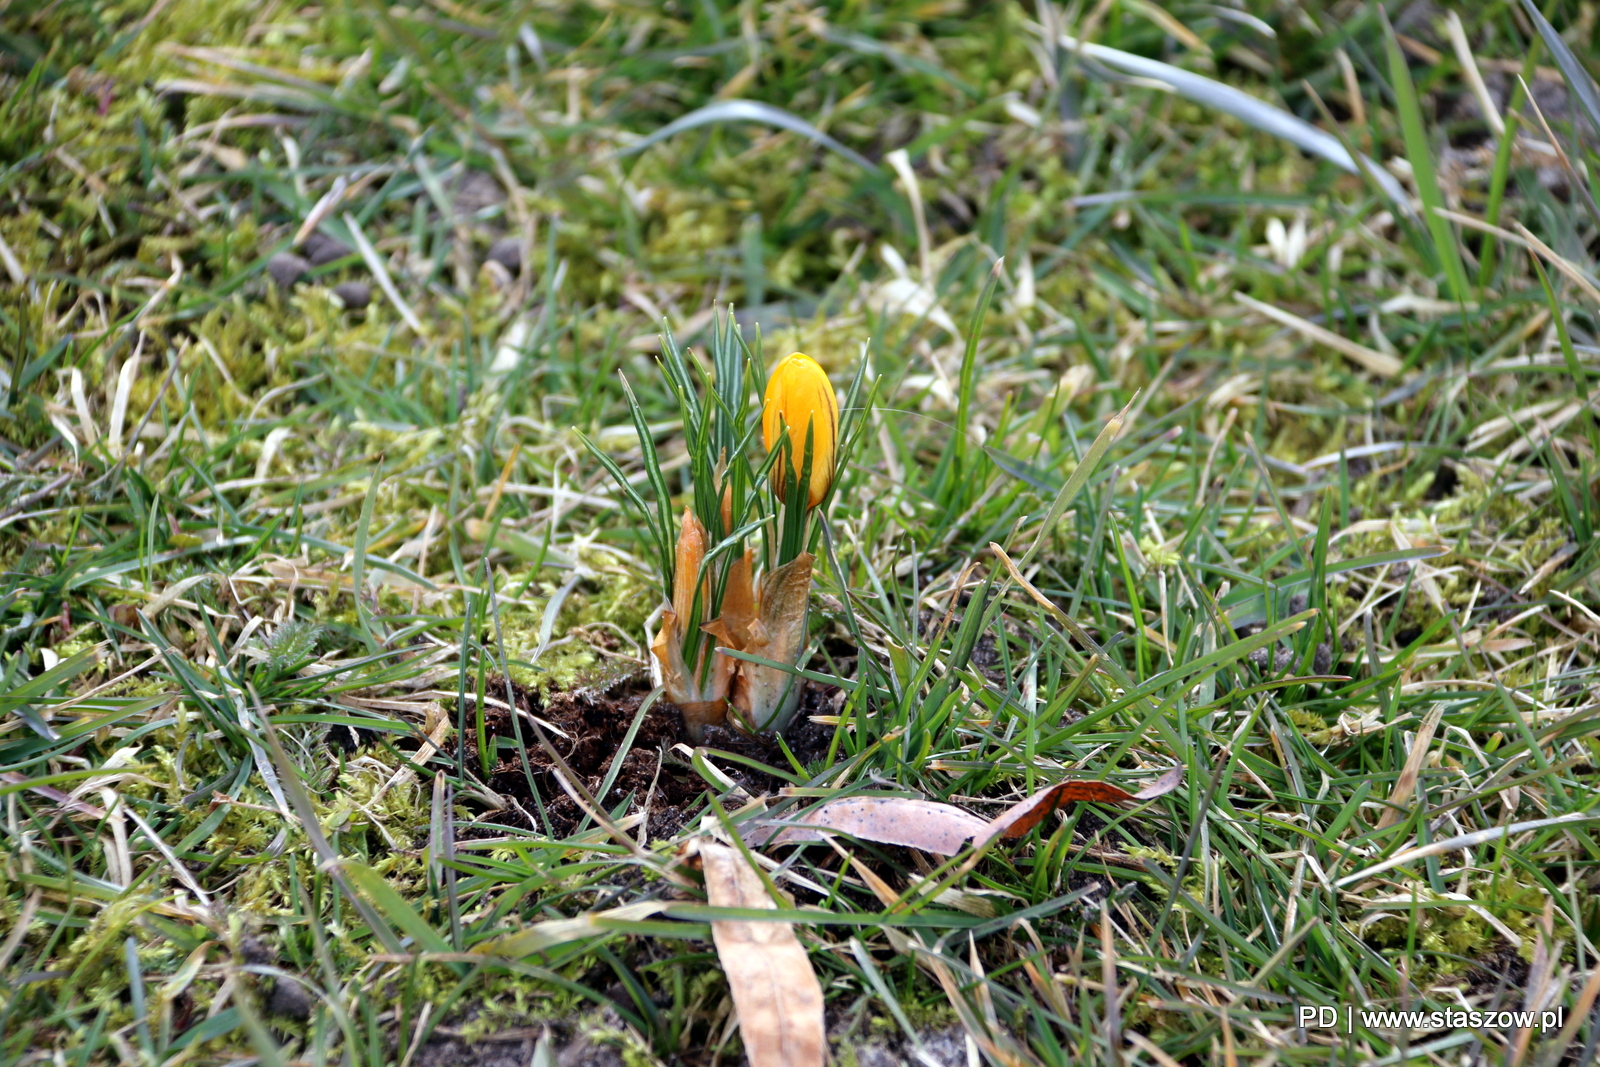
[453,675,841,840]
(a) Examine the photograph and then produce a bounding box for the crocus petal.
[762,354,839,509]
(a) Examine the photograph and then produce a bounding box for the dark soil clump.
[698,689,839,793]
[461,676,697,839]
[454,676,840,841]
[1464,940,1533,999]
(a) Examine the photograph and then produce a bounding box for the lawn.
[3,0,1600,1063]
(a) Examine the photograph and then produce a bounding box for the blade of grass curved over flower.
[611,100,881,173]
[1058,34,1407,206]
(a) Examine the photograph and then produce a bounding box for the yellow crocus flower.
[762,353,838,509]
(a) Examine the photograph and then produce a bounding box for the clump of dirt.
[458,676,693,838]
[457,676,842,840]
[1464,939,1533,998]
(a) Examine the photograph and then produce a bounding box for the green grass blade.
[1382,9,1470,305]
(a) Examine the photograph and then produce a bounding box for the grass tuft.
[3,1,1600,1064]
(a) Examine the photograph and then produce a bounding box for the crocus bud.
[762,353,839,509]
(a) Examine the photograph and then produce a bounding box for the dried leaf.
[1130,766,1186,800]
[757,769,1183,856]
[986,782,1133,841]
[1375,703,1444,830]
[983,766,1184,842]
[702,843,825,1067]
[768,797,990,856]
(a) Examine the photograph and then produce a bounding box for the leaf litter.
[699,842,827,1067]
[756,765,1184,854]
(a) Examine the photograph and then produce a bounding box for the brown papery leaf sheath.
[650,607,731,739]
[728,552,813,733]
[653,508,733,739]
[701,843,825,1067]
[713,549,758,650]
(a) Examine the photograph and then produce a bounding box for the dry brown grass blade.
[0,771,108,820]
[0,889,40,975]
[1334,49,1366,134]
[1374,703,1444,830]
[1100,900,1123,1066]
[470,901,666,958]
[701,842,825,1067]
[885,149,932,284]
[1543,960,1600,1061]
[916,945,1041,1067]
[1437,208,1600,307]
[1234,293,1403,377]
[1511,900,1559,1067]
[1016,920,1073,1021]
[1444,12,1503,135]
